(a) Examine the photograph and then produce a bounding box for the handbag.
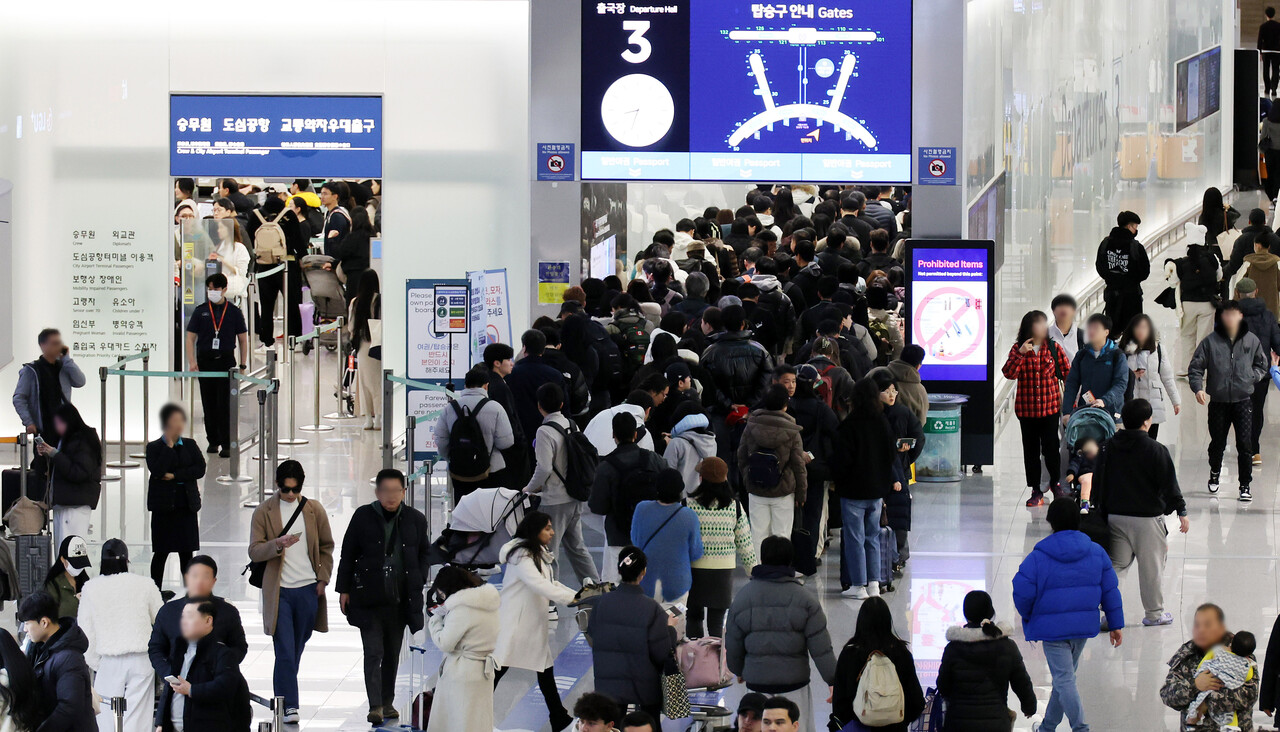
[1155,286,1178,310]
[661,652,691,719]
[366,293,383,360]
[242,497,307,589]
[676,636,731,689]
[3,495,47,536]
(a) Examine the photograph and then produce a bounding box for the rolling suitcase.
[15,533,52,599]
[878,526,899,587]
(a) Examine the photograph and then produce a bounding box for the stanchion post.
[247,278,256,374]
[129,353,150,459]
[270,382,280,480]
[105,366,139,470]
[99,367,120,483]
[111,696,125,732]
[279,336,307,445]
[17,433,26,499]
[300,325,333,433]
[381,369,394,469]
[405,418,416,509]
[273,696,285,731]
[219,370,252,484]
[325,317,355,420]
[245,387,268,509]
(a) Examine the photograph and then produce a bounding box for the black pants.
[1103,287,1143,335]
[1148,423,1161,441]
[1018,414,1061,489]
[1267,149,1280,202]
[150,550,192,590]
[801,469,828,553]
[895,528,910,564]
[1266,52,1280,96]
[1208,400,1254,484]
[358,606,407,710]
[256,262,302,346]
[1252,377,1270,455]
[687,606,726,639]
[494,665,568,720]
[196,351,236,449]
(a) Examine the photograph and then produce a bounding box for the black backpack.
[447,398,492,482]
[605,450,660,531]
[747,448,782,488]
[547,421,599,501]
[585,319,626,389]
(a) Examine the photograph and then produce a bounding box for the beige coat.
[248,493,335,635]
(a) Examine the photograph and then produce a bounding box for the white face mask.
[207,290,225,304]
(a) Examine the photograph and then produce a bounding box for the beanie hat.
[696,456,729,485]
[1238,277,1258,295]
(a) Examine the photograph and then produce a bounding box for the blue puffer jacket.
[1060,339,1128,416]
[1012,529,1123,641]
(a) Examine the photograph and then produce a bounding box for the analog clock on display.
[600,73,674,148]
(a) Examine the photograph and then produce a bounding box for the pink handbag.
[676,636,731,689]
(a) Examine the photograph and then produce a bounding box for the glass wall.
[964,0,1227,348]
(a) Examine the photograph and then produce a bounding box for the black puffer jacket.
[831,409,905,501]
[585,583,676,709]
[1239,296,1280,362]
[699,330,772,413]
[936,623,1036,731]
[47,428,102,509]
[1174,244,1222,303]
[27,620,96,732]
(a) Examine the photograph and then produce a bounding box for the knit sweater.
[689,502,757,571]
[630,501,703,601]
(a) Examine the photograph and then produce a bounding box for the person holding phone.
[154,600,252,732]
[247,460,334,725]
[13,327,85,482]
[879,372,924,572]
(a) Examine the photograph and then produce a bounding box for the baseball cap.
[665,361,692,382]
[101,537,130,564]
[1237,277,1258,295]
[63,535,92,571]
[737,692,767,715]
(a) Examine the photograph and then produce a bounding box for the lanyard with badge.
[210,301,230,350]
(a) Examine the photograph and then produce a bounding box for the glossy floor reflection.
[41,276,1280,730]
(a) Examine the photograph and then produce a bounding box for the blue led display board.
[581,0,912,182]
[170,95,382,178]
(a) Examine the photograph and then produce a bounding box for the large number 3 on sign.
[621,20,652,63]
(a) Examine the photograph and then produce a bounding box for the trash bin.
[916,394,968,483]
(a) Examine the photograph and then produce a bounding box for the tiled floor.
[43,251,1280,731]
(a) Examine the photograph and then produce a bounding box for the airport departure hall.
[2,0,1276,731]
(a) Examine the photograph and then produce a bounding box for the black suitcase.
[2,467,45,517]
[15,533,52,599]
[790,527,817,576]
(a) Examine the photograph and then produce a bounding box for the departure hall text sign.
[169,95,383,178]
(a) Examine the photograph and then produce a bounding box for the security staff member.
[185,273,248,458]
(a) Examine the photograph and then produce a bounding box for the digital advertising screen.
[909,246,990,382]
[580,0,912,182]
[1176,46,1221,131]
[170,95,382,178]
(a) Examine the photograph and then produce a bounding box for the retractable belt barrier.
[247,691,286,731]
[245,262,289,374]
[101,349,281,531]
[295,317,346,435]
[98,696,126,732]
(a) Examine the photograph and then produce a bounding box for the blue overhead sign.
[169,95,382,177]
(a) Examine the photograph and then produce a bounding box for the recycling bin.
[915,394,968,482]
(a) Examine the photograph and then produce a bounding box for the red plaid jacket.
[1001,341,1071,418]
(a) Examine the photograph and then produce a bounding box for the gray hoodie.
[13,355,86,432]
[523,412,573,505]
[664,413,718,495]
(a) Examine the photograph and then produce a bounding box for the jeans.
[542,501,600,584]
[1040,638,1089,731]
[1018,414,1060,489]
[1208,399,1253,485]
[839,498,881,588]
[273,583,319,708]
[358,606,407,710]
[749,493,795,559]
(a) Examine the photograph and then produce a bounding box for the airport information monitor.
[581,0,912,182]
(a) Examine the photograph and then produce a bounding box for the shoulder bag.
[242,497,308,589]
[640,505,683,552]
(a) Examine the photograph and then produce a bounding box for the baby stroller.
[299,254,346,354]
[1063,406,1117,496]
[428,487,537,570]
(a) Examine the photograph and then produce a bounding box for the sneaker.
[1142,612,1174,626]
[1079,500,1091,515]
[841,586,870,600]
[867,581,881,597]
[382,706,400,720]
[547,606,559,622]
[1025,489,1045,508]
[366,707,383,725]
[1049,483,1069,500]
[282,708,300,724]
[1240,486,1254,502]
[1208,472,1221,494]
[1254,453,1263,466]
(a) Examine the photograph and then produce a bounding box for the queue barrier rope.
[107,368,230,378]
[385,374,452,393]
[293,319,342,345]
[255,262,287,279]
[108,348,152,369]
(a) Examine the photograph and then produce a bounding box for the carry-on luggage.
[790,527,817,576]
[407,644,434,731]
[878,526,899,587]
[15,533,52,599]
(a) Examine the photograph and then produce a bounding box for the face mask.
[208,290,225,304]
